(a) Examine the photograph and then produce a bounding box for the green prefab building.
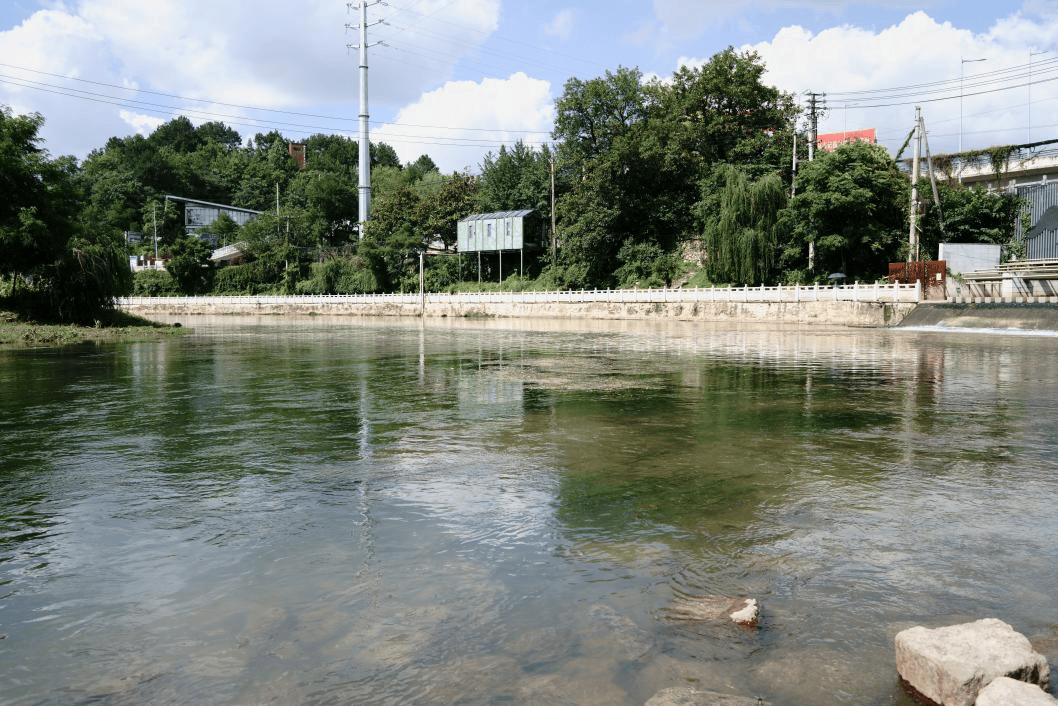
[456,210,544,281]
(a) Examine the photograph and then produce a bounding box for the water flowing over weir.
[2,317,1057,706]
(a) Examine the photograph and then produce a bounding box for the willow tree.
[702,165,786,285]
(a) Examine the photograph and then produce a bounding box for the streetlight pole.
[960,56,987,181]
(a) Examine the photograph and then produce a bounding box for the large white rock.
[975,677,1058,706]
[895,618,1050,706]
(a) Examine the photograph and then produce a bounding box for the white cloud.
[0,8,130,156]
[676,10,1058,156]
[545,9,576,40]
[0,0,502,157]
[373,72,554,174]
[118,110,164,136]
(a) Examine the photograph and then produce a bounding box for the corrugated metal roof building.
[1015,181,1058,259]
[457,210,542,253]
[456,210,544,282]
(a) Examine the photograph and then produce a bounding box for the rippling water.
[2,317,1057,706]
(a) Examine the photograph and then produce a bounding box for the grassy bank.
[0,310,187,347]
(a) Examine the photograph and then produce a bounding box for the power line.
[826,56,1058,99]
[823,57,1058,109]
[0,61,551,139]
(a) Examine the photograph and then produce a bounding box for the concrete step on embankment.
[897,303,1058,331]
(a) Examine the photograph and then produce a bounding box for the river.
[2,316,1056,705]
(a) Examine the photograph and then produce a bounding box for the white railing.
[118,282,921,307]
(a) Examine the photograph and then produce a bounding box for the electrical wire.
[0,61,551,144]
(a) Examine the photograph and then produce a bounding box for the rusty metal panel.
[889,261,946,300]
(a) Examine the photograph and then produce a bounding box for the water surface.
[2,317,1057,705]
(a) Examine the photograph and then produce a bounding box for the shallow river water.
[2,316,1057,706]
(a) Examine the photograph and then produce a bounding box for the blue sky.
[1,0,1056,172]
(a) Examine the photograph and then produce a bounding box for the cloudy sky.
[1,0,1056,173]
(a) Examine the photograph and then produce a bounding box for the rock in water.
[975,677,1058,706]
[668,596,760,628]
[895,618,1050,706]
[644,687,768,706]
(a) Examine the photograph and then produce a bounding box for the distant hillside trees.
[2,43,1032,313]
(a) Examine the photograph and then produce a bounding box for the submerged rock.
[644,686,768,705]
[894,618,1050,706]
[585,604,653,662]
[667,595,760,628]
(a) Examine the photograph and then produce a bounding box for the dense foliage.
[0,47,1032,317]
[0,108,130,323]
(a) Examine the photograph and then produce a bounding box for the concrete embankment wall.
[120,298,918,328]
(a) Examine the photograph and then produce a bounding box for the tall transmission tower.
[347,1,385,238]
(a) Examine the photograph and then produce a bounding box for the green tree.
[702,165,787,285]
[919,182,1024,261]
[551,52,798,288]
[418,173,478,251]
[296,257,377,294]
[553,66,668,287]
[46,234,133,322]
[360,186,422,291]
[779,141,908,281]
[657,48,799,177]
[165,236,214,294]
[477,142,554,224]
[209,211,242,247]
[0,107,131,322]
[372,142,401,169]
[141,198,183,251]
[233,130,300,211]
[0,109,72,280]
[237,208,315,293]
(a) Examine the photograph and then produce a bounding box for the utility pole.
[909,106,922,263]
[549,152,557,263]
[348,1,385,238]
[806,92,824,162]
[806,92,824,270]
[920,111,946,239]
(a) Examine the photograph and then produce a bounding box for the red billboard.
[816,128,876,152]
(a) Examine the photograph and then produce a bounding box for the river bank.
[118,296,918,328]
[117,294,1058,332]
[0,310,186,347]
